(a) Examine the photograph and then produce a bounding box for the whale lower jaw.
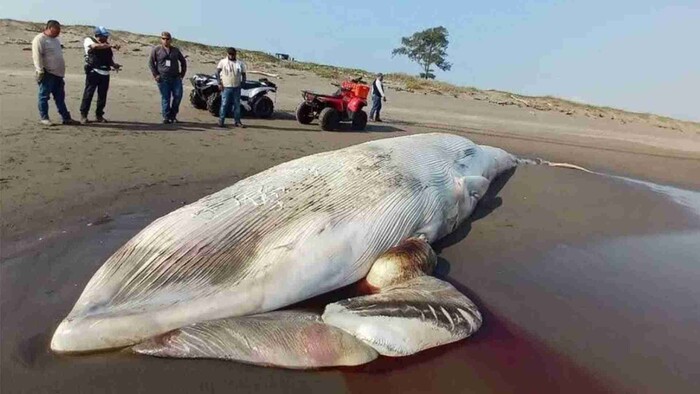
[51,314,161,353]
[50,284,272,352]
[50,271,350,353]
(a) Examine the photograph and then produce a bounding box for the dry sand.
[1,20,700,393]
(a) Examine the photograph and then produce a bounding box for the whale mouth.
[50,315,145,353]
[50,305,185,353]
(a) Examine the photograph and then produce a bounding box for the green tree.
[392,26,452,79]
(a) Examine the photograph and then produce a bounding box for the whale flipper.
[131,310,378,368]
[322,237,482,357]
[322,275,481,356]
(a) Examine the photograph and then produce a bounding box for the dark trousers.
[38,73,71,121]
[369,95,382,120]
[157,77,183,120]
[80,71,110,117]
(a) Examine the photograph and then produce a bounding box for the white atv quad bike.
[189,73,276,118]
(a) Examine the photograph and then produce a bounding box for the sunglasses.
[161,37,171,41]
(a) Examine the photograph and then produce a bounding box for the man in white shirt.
[370,73,387,122]
[216,47,247,128]
[79,26,121,123]
[31,20,79,125]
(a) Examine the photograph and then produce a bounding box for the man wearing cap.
[148,31,187,124]
[215,47,247,128]
[31,19,80,125]
[79,26,122,123]
[369,73,387,122]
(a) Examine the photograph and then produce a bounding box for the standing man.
[148,31,187,124]
[215,47,247,128]
[32,20,79,125]
[79,26,121,124]
[369,73,387,122]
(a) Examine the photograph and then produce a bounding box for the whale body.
[51,133,516,363]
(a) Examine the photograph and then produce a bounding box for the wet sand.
[2,166,699,393]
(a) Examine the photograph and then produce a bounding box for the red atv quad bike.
[295,77,370,131]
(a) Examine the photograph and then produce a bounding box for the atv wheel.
[189,90,207,110]
[295,102,314,124]
[253,96,274,119]
[351,110,368,131]
[319,107,340,131]
[206,92,222,116]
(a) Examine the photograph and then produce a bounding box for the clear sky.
[3,0,698,121]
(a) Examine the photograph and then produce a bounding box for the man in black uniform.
[79,26,121,123]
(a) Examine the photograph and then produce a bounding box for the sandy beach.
[2,20,700,393]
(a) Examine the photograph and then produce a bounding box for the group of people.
[32,19,387,128]
[32,20,250,128]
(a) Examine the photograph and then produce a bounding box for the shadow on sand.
[87,111,405,134]
[87,120,223,132]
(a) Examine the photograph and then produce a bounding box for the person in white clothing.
[79,26,121,123]
[370,73,386,122]
[216,47,247,128]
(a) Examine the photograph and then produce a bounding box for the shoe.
[80,116,89,124]
[40,119,53,126]
[95,116,108,123]
[375,118,383,123]
[217,120,226,128]
[162,119,171,124]
[235,122,245,129]
[170,118,179,124]
[62,118,80,125]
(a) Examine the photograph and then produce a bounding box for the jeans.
[157,77,183,120]
[219,86,241,124]
[38,73,72,121]
[80,71,110,117]
[369,95,382,120]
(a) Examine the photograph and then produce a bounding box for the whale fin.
[131,310,378,369]
[322,275,481,357]
[323,237,481,357]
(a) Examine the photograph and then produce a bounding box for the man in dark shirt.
[80,26,121,124]
[370,73,387,122]
[148,31,187,124]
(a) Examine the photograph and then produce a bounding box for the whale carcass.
[51,132,516,367]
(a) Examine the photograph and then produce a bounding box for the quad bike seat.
[302,90,341,99]
[242,79,276,90]
[242,80,263,90]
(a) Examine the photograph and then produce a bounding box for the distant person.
[79,26,122,124]
[31,20,79,125]
[148,31,187,124]
[215,47,247,128]
[370,73,387,122]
